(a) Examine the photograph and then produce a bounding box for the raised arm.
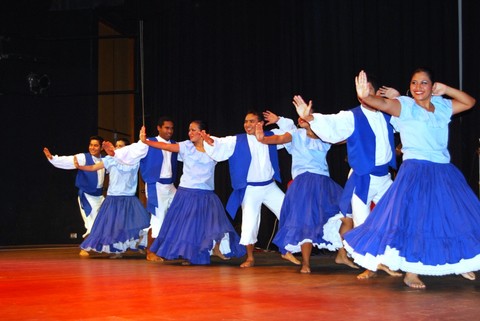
[140,126,180,153]
[255,123,292,145]
[356,70,401,117]
[432,82,476,115]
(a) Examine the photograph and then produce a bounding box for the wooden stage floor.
[0,246,479,320]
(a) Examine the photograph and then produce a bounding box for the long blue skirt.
[273,172,344,254]
[344,159,480,275]
[150,187,246,264]
[81,195,150,253]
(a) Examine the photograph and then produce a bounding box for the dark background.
[1,0,479,246]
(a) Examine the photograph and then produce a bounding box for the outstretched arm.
[74,156,104,171]
[255,123,292,144]
[140,126,180,153]
[432,82,476,115]
[355,70,401,117]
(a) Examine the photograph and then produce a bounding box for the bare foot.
[212,248,231,261]
[300,265,311,274]
[281,252,301,265]
[357,270,377,279]
[461,272,476,280]
[335,249,359,269]
[378,264,403,277]
[240,259,255,268]
[404,273,426,289]
[146,252,164,262]
[79,250,89,257]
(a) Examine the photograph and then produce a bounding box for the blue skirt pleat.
[344,159,480,275]
[150,187,246,264]
[81,196,150,253]
[273,172,343,254]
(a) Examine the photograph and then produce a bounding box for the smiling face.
[157,121,174,141]
[410,71,433,103]
[88,139,102,157]
[244,113,263,135]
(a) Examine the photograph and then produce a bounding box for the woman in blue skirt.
[256,113,351,273]
[142,121,246,265]
[76,138,150,258]
[342,69,480,288]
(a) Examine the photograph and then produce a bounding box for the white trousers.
[239,182,284,245]
[351,173,392,227]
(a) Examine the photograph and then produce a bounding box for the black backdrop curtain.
[136,0,477,190]
[1,0,478,245]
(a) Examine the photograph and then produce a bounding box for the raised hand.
[102,141,115,156]
[255,122,265,142]
[355,70,370,100]
[139,126,147,143]
[292,95,312,119]
[432,82,447,96]
[43,147,53,160]
[376,86,400,99]
[200,131,214,146]
[263,110,279,126]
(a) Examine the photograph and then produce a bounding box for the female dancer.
[76,139,150,258]
[143,121,246,265]
[256,113,351,273]
[342,69,480,288]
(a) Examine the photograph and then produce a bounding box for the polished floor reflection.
[0,246,479,320]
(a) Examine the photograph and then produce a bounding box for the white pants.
[147,182,176,238]
[239,182,284,245]
[77,194,104,237]
[351,173,392,227]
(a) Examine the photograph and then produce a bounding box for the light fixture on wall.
[27,72,50,95]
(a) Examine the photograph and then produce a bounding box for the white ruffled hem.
[343,242,480,276]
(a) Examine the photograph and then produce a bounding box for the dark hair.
[90,135,104,145]
[191,120,209,133]
[116,138,130,146]
[411,67,435,83]
[157,116,174,127]
[366,73,380,92]
[245,110,263,122]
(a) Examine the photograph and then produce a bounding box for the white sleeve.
[113,141,149,165]
[309,111,354,143]
[48,153,86,169]
[203,135,237,161]
[276,116,297,133]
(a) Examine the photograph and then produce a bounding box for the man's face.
[157,121,174,141]
[244,113,262,135]
[89,139,102,157]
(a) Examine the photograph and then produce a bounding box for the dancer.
[43,136,105,256]
[292,76,401,279]
[142,121,246,265]
[76,139,150,258]
[102,119,177,261]
[255,112,348,273]
[202,111,300,268]
[343,69,479,288]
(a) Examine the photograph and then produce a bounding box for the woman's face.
[410,71,433,102]
[188,122,202,143]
